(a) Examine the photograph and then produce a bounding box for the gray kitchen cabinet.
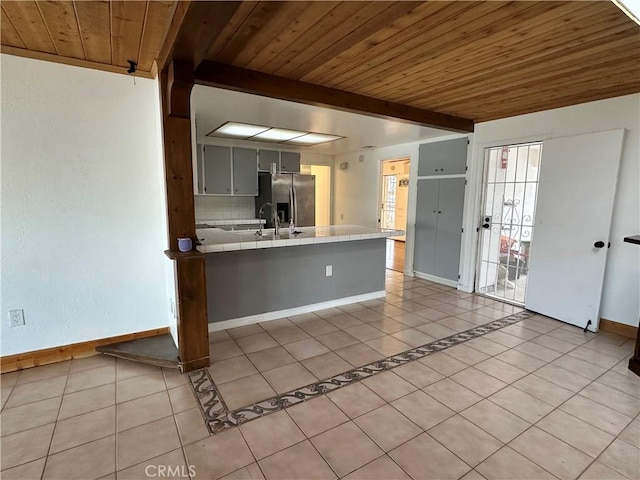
[203,145,232,194]
[434,178,466,281]
[418,137,468,176]
[280,151,301,173]
[414,179,440,274]
[413,177,465,282]
[232,147,258,195]
[258,149,279,172]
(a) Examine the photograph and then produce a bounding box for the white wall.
[333,135,470,275]
[333,95,639,327]
[334,144,416,228]
[463,94,640,327]
[0,55,172,355]
[301,152,334,227]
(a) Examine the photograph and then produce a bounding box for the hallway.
[386,239,405,273]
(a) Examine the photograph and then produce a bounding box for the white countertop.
[196,225,404,253]
[196,219,266,226]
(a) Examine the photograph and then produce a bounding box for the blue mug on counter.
[178,237,193,252]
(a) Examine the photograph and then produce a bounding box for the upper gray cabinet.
[280,151,301,173]
[418,137,468,176]
[200,145,258,196]
[258,149,279,172]
[232,147,258,195]
[203,145,232,194]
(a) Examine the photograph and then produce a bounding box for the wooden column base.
[629,357,640,377]
[180,356,210,373]
[171,252,209,373]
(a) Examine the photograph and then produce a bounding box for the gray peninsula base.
[205,238,386,323]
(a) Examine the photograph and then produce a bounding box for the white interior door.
[525,130,624,331]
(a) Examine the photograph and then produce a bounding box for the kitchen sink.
[231,229,299,240]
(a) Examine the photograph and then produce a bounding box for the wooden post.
[160,60,209,372]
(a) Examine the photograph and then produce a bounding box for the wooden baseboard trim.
[0,327,170,374]
[599,318,638,339]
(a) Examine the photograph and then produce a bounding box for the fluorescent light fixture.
[253,128,306,142]
[207,122,344,145]
[613,0,640,25]
[285,133,344,145]
[208,122,269,138]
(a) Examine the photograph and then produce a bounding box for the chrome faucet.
[258,202,280,236]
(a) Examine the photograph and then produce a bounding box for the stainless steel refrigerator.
[255,173,315,227]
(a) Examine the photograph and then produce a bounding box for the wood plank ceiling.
[1,0,177,77]
[2,1,639,122]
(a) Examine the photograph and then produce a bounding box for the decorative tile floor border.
[187,310,535,435]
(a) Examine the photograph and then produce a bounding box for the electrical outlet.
[326,265,333,277]
[9,310,25,327]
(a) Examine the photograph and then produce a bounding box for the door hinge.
[458,274,461,279]
[461,228,464,233]
[467,139,470,145]
[465,179,468,185]
[476,227,480,232]
[465,165,468,171]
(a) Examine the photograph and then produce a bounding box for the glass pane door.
[381,175,397,230]
[476,142,542,305]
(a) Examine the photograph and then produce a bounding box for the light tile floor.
[1,270,638,480]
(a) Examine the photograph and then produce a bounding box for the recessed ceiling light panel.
[206,121,344,146]
[253,128,306,142]
[285,133,344,145]
[208,122,269,138]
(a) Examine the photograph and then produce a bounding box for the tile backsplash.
[195,196,256,221]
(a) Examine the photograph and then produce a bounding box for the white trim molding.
[413,271,459,288]
[208,290,387,332]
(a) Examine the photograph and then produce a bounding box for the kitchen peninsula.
[197,225,402,329]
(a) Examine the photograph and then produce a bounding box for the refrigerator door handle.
[289,187,295,226]
[289,187,298,225]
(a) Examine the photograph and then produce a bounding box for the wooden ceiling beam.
[156,0,242,74]
[194,60,473,133]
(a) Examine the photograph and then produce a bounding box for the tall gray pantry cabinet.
[413,138,468,283]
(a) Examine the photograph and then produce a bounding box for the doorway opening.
[476,142,542,305]
[380,158,410,272]
[301,164,332,226]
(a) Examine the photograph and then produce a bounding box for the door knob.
[594,241,605,248]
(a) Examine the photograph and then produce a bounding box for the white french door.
[525,130,624,331]
[477,142,543,305]
[380,174,398,230]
